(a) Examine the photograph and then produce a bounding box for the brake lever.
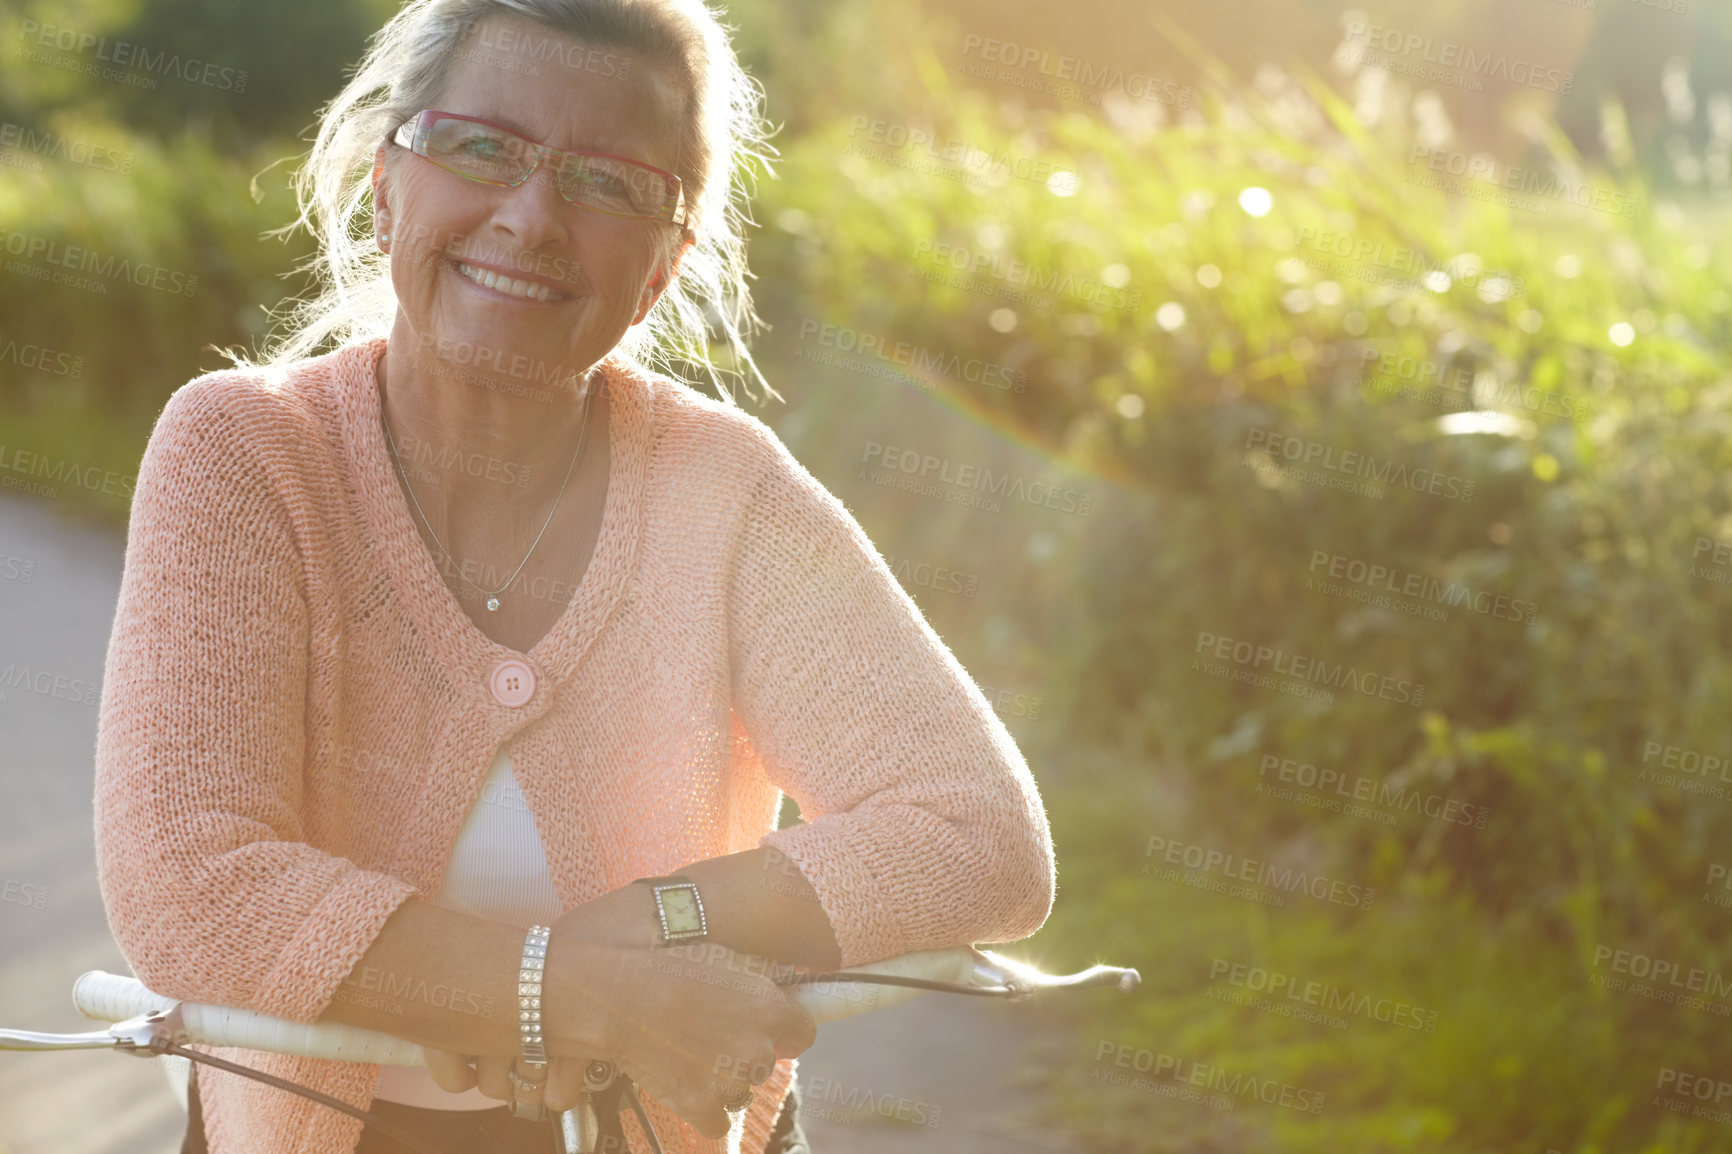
[969,947,1142,999]
[109,1005,187,1056]
[0,1005,185,1055]
[558,1059,641,1154]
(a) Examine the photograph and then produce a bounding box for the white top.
[372,745,563,1109]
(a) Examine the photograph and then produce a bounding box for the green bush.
[750,30,1732,1154]
[0,115,313,519]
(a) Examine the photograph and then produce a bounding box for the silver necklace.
[380,370,595,613]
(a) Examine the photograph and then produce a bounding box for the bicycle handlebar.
[61,945,1139,1064]
[5,946,1138,1154]
[72,969,430,1064]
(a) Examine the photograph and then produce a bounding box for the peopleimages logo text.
[0,229,198,297]
[0,444,135,498]
[1298,228,1526,297]
[1245,428,1474,503]
[1195,630,1425,706]
[1654,1068,1732,1128]
[961,35,1192,107]
[862,442,1092,516]
[1308,550,1537,624]
[1208,958,1439,1032]
[454,18,631,77]
[1343,20,1574,94]
[1094,1041,1325,1114]
[1144,835,1376,910]
[17,19,248,92]
[0,879,49,911]
[0,334,83,378]
[0,663,101,707]
[1407,146,1640,218]
[1359,349,1588,424]
[847,117,1073,191]
[1258,754,1489,829]
[912,240,1141,312]
[0,122,132,174]
[800,1076,943,1128]
[1591,944,1732,1002]
[798,320,1025,392]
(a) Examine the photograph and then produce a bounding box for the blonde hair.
[258,0,777,402]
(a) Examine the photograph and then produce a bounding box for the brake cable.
[166,1043,447,1154]
[155,968,1014,1153]
[777,969,1015,995]
[11,957,1138,1153]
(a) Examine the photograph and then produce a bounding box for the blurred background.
[3,0,1731,1150]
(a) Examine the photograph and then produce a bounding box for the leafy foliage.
[751,24,1732,1154]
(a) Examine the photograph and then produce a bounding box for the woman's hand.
[543,936,818,1139]
[551,884,669,951]
[422,1049,597,1114]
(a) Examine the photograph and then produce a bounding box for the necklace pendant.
[486,596,501,612]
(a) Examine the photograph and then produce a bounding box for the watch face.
[660,886,703,935]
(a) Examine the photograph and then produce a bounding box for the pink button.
[488,659,536,707]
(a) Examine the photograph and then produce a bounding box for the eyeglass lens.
[420,115,675,220]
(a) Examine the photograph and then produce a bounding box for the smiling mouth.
[451,260,568,303]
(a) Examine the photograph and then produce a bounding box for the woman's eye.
[459,136,505,158]
[581,170,628,195]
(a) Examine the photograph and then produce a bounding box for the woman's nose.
[486,157,573,253]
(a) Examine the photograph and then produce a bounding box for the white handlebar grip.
[176,1001,428,1066]
[73,970,168,1024]
[74,971,428,1066]
[790,947,975,1025]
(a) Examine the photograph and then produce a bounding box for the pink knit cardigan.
[92,337,1056,1154]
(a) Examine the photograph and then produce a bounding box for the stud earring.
[379,232,391,249]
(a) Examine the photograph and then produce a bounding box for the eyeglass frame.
[389,109,689,228]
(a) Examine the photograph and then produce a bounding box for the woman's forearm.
[319,848,840,1053]
[564,848,842,970]
[680,847,843,969]
[315,899,526,1054]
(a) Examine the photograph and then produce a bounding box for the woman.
[92,1,1056,1152]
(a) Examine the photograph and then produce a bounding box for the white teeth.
[455,262,556,302]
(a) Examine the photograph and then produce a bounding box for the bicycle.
[1,944,1139,1154]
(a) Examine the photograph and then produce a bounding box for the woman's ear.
[649,230,696,289]
[669,230,697,278]
[633,231,698,324]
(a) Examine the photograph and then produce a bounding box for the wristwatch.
[634,875,708,946]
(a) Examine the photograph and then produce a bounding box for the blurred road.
[0,491,1076,1154]
[791,994,1078,1153]
[0,493,184,1154]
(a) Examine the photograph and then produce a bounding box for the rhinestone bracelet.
[519,924,551,1068]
